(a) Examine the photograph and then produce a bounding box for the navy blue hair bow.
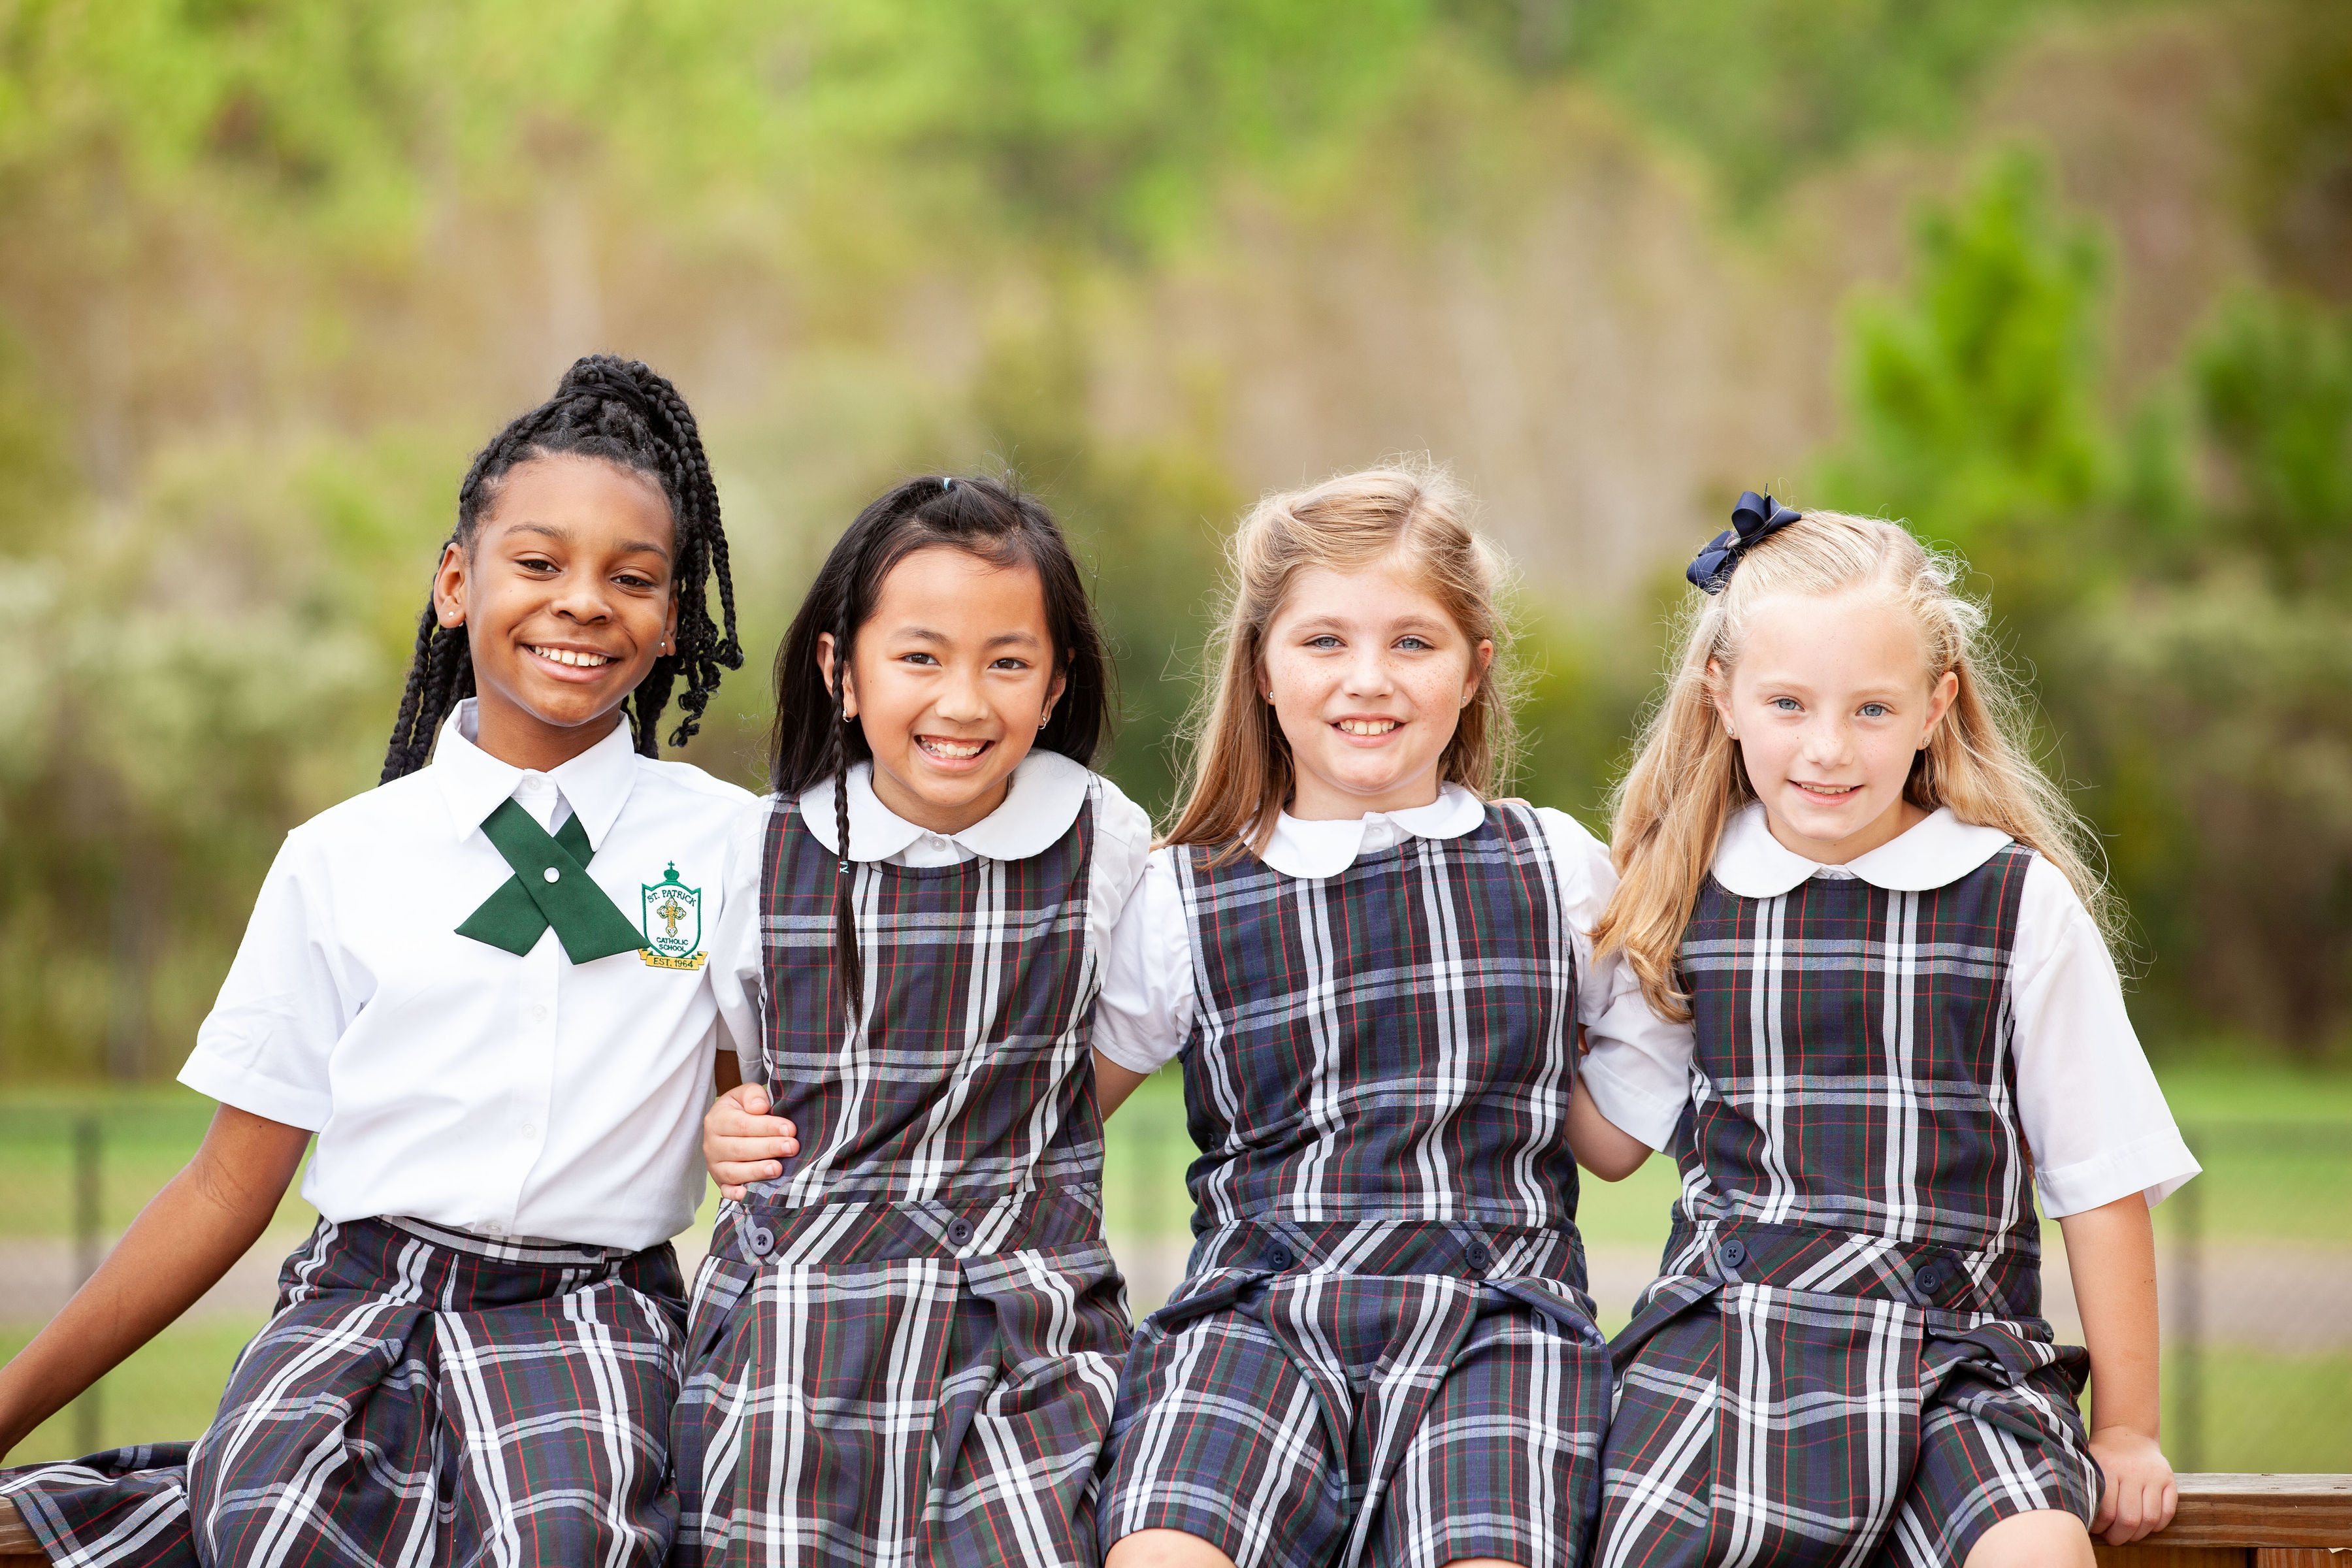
[1686,491,1803,594]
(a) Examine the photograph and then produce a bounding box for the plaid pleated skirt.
[1595,1218,2097,1568]
[670,1190,1130,1568]
[0,1216,687,1568]
[1100,1218,1612,1568]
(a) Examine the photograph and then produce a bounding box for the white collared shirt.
[1578,802,2199,1217]
[708,751,1153,1082]
[1090,784,1695,1101]
[178,700,754,1250]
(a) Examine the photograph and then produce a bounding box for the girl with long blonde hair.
[1088,463,1689,1568]
[1584,495,2198,1568]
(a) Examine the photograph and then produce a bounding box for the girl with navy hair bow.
[1580,496,2196,1567]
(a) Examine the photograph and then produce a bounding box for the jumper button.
[1916,1258,1951,1298]
[542,867,561,883]
[1263,1242,1294,1271]
[1719,1239,1749,1271]
[1462,1241,1493,1274]
[745,1223,775,1260]
[947,1218,974,1247]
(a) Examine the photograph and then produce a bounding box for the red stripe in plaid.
[1598,847,2099,1568]
[1102,1273,1609,1568]
[1103,806,1609,1567]
[672,789,1125,1567]
[1,1217,686,1568]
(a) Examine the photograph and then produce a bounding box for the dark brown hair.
[771,474,1112,1020]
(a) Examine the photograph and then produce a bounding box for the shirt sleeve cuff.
[1091,1015,1182,1076]
[2035,1128,2202,1217]
[1579,1051,1687,1152]
[178,1049,333,1132]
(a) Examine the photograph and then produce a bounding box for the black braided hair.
[379,354,743,782]
[771,474,1113,1026]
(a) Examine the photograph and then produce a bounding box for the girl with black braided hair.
[0,356,766,1568]
[679,474,1152,1567]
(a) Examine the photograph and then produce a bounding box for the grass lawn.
[0,1316,265,1463]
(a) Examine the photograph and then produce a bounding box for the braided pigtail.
[830,595,864,1026]
[378,355,740,781]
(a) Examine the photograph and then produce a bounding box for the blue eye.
[1859,702,1889,718]
[1307,634,1343,649]
[1772,697,1800,711]
[1396,636,1431,651]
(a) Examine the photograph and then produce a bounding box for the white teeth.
[532,646,610,668]
[1337,719,1399,736]
[922,738,985,759]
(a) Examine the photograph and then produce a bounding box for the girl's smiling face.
[1263,560,1493,821]
[821,546,1066,836]
[433,453,679,772]
[1716,587,1959,863]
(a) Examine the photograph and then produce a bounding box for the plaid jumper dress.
[1594,846,2099,1568]
[1100,803,1612,1568]
[670,790,1129,1567]
[1,1217,688,1568]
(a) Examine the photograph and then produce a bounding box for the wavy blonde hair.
[1164,462,1516,855]
[1593,509,2117,1021]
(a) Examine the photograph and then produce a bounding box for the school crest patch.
[640,862,707,970]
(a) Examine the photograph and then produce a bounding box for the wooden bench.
[2,1474,2347,1562]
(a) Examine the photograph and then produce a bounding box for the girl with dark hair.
[681,473,1151,1567]
[0,356,753,1568]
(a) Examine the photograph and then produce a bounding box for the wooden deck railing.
[3,1474,2347,1563]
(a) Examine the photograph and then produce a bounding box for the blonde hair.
[1593,508,2118,1021]
[1164,462,1516,855]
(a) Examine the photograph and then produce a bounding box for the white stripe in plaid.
[670,792,1126,1566]
[1597,850,2099,1568]
[673,1222,1128,1567]
[1102,1262,1609,1568]
[0,1217,686,1568]
[1104,806,1607,1566]
[1597,1284,2095,1568]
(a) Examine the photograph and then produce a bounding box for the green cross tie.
[455,798,645,963]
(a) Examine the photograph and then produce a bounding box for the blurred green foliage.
[0,0,2347,1081]
[1819,155,2352,1053]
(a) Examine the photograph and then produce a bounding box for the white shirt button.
[543,866,561,883]
[520,1124,538,1140]
[483,1221,506,1235]
[533,1004,550,1022]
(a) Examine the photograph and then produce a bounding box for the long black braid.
[832,590,861,1019]
[770,474,1115,1028]
[379,354,743,782]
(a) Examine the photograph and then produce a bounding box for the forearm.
[1092,1053,1151,1120]
[0,1107,308,1456]
[1567,1076,1653,1181]
[2059,1192,2163,1437]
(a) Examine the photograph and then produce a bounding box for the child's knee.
[1962,1507,2094,1568]
[1104,1526,1240,1568]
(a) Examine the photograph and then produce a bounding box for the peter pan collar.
[1258,782,1488,879]
[428,698,640,851]
[799,750,1092,864]
[1712,800,2014,898]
